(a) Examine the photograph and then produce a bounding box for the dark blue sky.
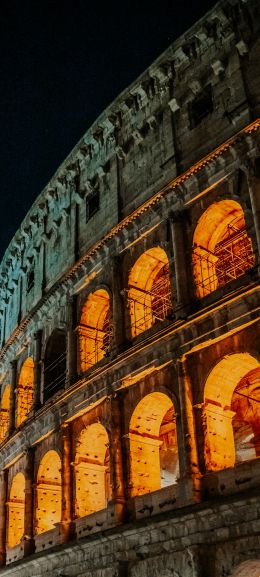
[0,0,217,258]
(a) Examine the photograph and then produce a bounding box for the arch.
[35,450,62,535]
[192,199,254,298]
[129,392,179,496]
[74,423,111,517]
[0,384,10,441]
[128,247,173,337]
[7,472,25,548]
[231,560,260,577]
[16,357,34,427]
[43,329,66,401]
[204,353,260,471]
[78,289,111,372]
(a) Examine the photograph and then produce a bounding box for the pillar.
[110,395,125,522]
[111,257,126,355]
[177,358,201,497]
[23,448,35,556]
[247,158,260,257]
[169,212,190,318]
[66,297,77,388]
[33,330,42,410]
[8,360,17,435]
[0,470,7,566]
[61,423,72,541]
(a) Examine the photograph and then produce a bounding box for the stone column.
[66,297,77,389]
[61,423,72,541]
[0,470,8,566]
[8,360,17,435]
[177,358,201,499]
[23,448,35,556]
[169,212,190,318]
[111,257,126,355]
[110,395,125,523]
[247,158,260,257]
[33,330,42,410]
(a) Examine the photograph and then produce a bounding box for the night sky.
[0,0,217,259]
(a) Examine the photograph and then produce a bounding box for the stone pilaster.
[23,448,35,556]
[111,256,126,355]
[0,470,7,566]
[247,158,260,258]
[61,423,73,541]
[33,330,42,410]
[177,358,201,499]
[169,212,190,318]
[110,395,125,523]
[66,296,77,388]
[8,360,17,435]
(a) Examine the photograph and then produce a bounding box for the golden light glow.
[78,289,111,372]
[16,357,34,427]
[0,384,10,441]
[7,472,25,548]
[35,450,62,535]
[204,353,260,471]
[193,200,255,298]
[75,423,111,517]
[129,392,179,496]
[128,247,172,337]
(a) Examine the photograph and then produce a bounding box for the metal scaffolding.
[127,265,173,336]
[78,312,112,372]
[193,222,254,297]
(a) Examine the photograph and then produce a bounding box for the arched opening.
[0,384,10,441]
[204,353,260,471]
[128,247,173,338]
[129,392,179,497]
[43,329,66,401]
[7,472,25,548]
[78,289,112,373]
[192,200,254,298]
[35,450,62,535]
[231,560,260,577]
[74,423,111,517]
[16,358,34,427]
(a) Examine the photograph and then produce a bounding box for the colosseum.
[0,1,260,576]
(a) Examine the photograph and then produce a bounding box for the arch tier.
[0,0,260,574]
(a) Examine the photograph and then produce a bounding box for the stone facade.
[0,0,260,575]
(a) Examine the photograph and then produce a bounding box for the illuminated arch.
[192,200,254,298]
[78,289,111,372]
[231,560,260,577]
[74,423,111,517]
[7,472,25,548]
[128,247,173,338]
[0,384,10,441]
[129,392,179,496]
[16,357,34,427]
[35,450,62,535]
[44,329,66,401]
[204,353,260,471]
